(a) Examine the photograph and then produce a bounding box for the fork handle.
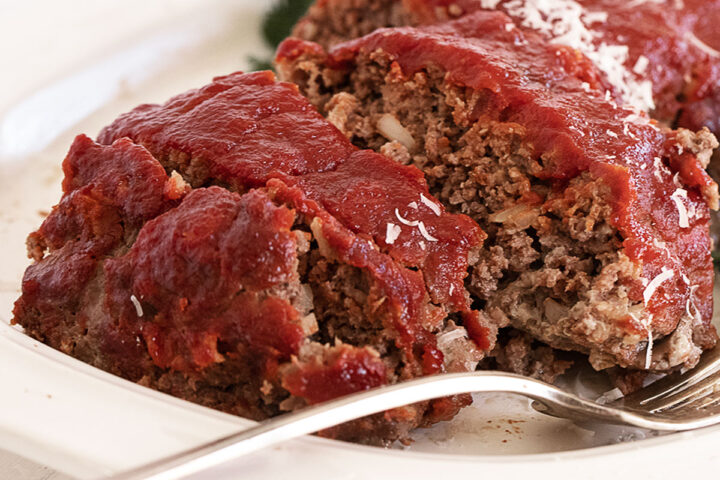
[101,371,665,480]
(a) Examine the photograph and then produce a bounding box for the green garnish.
[262,0,315,48]
[249,0,314,71]
[247,56,275,73]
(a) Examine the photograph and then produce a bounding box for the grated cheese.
[632,55,650,75]
[385,223,402,244]
[626,0,665,9]
[644,326,653,369]
[480,0,502,7]
[629,312,653,369]
[449,284,455,296]
[418,221,439,242]
[130,294,144,317]
[408,201,418,209]
[643,267,674,305]
[583,10,608,24]
[653,156,670,181]
[395,208,419,227]
[670,188,689,228]
[420,194,442,216]
[685,31,720,58]
[672,172,682,187]
[686,285,700,322]
[436,328,469,349]
[499,0,657,110]
[569,125,585,137]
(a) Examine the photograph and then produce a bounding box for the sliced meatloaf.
[293,0,720,134]
[294,0,720,243]
[276,11,719,374]
[13,72,488,445]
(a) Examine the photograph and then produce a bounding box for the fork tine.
[659,386,720,414]
[643,367,720,413]
[620,347,720,409]
[696,394,720,411]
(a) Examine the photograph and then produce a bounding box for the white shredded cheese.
[499,0,656,110]
[672,172,682,187]
[419,240,426,250]
[629,312,653,369]
[436,328,469,349]
[395,208,419,227]
[408,201,418,209]
[583,10,608,24]
[685,31,720,58]
[686,284,700,322]
[420,194,442,216]
[130,294,144,317]
[626,0,665,7]
[644,326,653,369]
[643,267,674,305]
[606,129,618,138]
[670,188,689,228]
[449,284,455,296]
[652,238,667,250]
[417,221,438,242]
[480,0,502,7]
[569,125,585,137]
[653,156,670,181]
[385,223,401,244]
[632,55,650,75]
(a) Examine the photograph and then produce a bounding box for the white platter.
[1,1,720,478]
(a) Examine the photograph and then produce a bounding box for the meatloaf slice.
[276,11,719,374]
[295,0,720,244]
[294,0,720,135]
[15,71,489,444]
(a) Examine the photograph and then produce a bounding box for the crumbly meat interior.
[280,50,715,373]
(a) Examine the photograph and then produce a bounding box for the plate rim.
[3,320,719,466]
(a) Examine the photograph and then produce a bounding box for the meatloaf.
[277,11,719,374]
[293,0,720,135]
[294,0,720,244]
[12,71,490,445]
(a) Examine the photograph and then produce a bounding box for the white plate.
[1,1,720,478]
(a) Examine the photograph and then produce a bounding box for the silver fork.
[107,347,720,480]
